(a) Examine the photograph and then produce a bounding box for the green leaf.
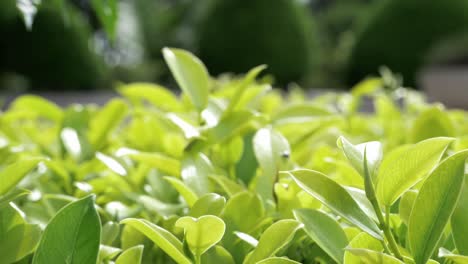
[176,215,226,258]
[194,111,254,150]
[409,106,455,143]
[129,151,181,177]
[345,248,404,263]
[398,190,418,225]
[294,209,348,264]
[452,175,468,255]
[120,218,191,264]
[376,137,453,206]
[408,150,468,264]
[243,219,302,264]
[162,47,209,112]
[164,176,199,207]
[101,221,120,245]
[344,232,383,264]
[10,95,63,122]
[0,189,30,208]
[96,152,127,176]
[167,113,201,139]
[89,99,128,149]
[253,127,290,202]
[98,245,122,263]
[256,257,301,264]
[272,103,333,125]
[222,191,265,233]
[91,0,118,40]
[0,158,42,196]
[201,246,235,264]
[118,82,182,112]
[181,153,213,196]
[337,137,382,179]
[190,193,226,217]
[33,195,101,264]
[438,248,468,264]
[115,245,144,264]
[283,169,382,240]
[224,65,267,114]
[0,204,42,264]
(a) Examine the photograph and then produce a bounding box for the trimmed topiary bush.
[347,0,468,86]
[0,2,105,91]
[196,0,317,86]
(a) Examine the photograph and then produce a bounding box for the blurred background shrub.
[347,0,468,87]
[1,0,468,92]
[196,0,317,86]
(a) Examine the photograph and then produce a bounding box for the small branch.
[363,147,403,260]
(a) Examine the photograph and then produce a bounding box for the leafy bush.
[1,48,468,264]
[0,2,105,90]
[196,0,316,85]
[347,0,468,86]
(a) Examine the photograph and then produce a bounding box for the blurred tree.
[310,0,375,88]
[0,1,106,91]
[195,0,317,86]
[347,0,468,87]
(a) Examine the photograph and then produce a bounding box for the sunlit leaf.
[408,150,468,264]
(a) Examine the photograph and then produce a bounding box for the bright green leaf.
[120,218,191,264]
[337,137,382,179]
[294,209,348,264]
[283,169,382,240]
[256,257,301,264]
[164,176,199,207]
[190,193,226,217]
[162,47,209,112]
[89,98,128,149]
[176,215,226,258]
[376,137,453,206]
[452,176,468,255]
[438,248,468,264]
[0,158,42,196]
[181,153,213,196]
[345,248,404,263]
[344,232,383,264]
[33,195,101,264]
[243,219,302,264]
[118,82,182,112]
[408,150,468,264]
[0,203,42,264]
[116,245,144,264]
[253,127,290,203]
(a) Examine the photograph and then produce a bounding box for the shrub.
[0,48,467,264]
[347,0,468,86]
[196,0,317,86]
[0,2,105,90]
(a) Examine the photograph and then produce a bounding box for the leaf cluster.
[1,48,468,264]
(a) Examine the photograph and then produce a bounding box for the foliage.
[347,0,468,86]
[0,1,106,90]
[0,48,468,264]
[196,0,316,85]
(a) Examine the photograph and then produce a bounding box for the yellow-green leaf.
[408,150,468,264]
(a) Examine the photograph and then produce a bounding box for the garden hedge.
[347,0,468,86]
[0,48,468,264]
[196,0,316,85]
[0,2,104,90]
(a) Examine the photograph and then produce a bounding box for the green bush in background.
[0,2,105,91]
[347,0,468,87]
[196,0,317,86]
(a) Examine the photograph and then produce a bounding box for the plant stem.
[363,147,403,260]
[195,254,201,264]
